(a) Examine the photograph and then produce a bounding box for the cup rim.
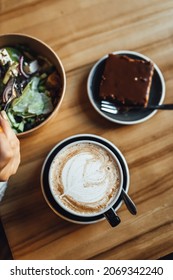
[41,133,130,223]
[48,138,124,217]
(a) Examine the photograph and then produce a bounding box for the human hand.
[0,111,20,181]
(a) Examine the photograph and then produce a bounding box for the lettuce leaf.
[12,77,53,115]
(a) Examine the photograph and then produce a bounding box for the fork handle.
[145,104,173,110]
[122,104,173,110]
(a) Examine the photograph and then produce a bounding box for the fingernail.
[0,110,8,120]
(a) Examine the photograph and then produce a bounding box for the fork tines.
[101,100,119,114]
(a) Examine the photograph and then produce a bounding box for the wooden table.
[0,0,173,260]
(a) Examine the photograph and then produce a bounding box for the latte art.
[49,142,121,215]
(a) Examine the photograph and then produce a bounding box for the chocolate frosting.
[99,54,154,106]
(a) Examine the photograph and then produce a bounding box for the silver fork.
[101,100,173,114]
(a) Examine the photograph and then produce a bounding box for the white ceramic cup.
[48,135,126,227]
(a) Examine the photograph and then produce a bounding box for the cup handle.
[104,208,121,227]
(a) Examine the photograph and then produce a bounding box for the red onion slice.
[19,56,30,78]
[2,78,14,102]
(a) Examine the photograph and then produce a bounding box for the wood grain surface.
[0,0,173,260]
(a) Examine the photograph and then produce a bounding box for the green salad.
[0,45,61,133]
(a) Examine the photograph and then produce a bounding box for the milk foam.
[50,142,120,215]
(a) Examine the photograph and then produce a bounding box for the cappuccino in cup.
[49,141,122,217]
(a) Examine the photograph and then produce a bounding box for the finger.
[0,110,9,121]
[0,135,12,170]
[0,111,15,139]
[0,115,5,133]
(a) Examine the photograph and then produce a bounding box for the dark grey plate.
[87,50,165,125]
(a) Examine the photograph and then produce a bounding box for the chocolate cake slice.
[99,54,154,107]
